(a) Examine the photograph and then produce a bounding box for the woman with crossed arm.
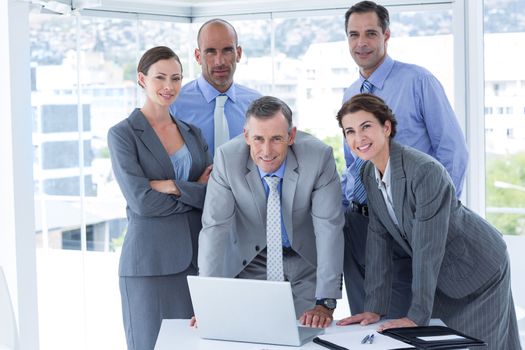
[108,46,212,350]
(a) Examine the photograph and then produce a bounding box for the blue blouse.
[169,143,192,181]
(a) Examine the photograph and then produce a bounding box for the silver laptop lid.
[187,276,322,346]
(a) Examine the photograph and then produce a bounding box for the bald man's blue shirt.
[170,75,261,156]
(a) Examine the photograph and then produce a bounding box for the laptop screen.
[187,276,322,346]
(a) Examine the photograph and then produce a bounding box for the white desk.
[154,319,445,350]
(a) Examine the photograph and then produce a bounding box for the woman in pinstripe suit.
[335,94,521,349]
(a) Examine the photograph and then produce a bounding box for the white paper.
[417,334,466,342]
[319,330,414,350]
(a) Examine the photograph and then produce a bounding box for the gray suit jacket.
[108,108,212,276]
[363,141,507,325]
[198,131,344,298]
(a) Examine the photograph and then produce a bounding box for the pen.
[368,334,374,344]
[312,336,349,350]
[361,334,370,344]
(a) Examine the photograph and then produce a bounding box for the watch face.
[324,298,337,309]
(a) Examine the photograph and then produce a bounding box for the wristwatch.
[315,298,337,310]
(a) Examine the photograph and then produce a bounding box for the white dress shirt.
[374,159,399,226]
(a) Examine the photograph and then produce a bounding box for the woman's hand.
[149,164,212,197]
[377,317,417,331]
[150,180,180,196]
[336,312,380,326]
[197,164,213,184]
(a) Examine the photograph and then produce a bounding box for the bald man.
[169,19,261,156]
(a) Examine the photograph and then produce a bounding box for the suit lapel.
[128,109,174,179]
[364,151,411,254]
[388,142,412,253]
[390,142,407,233]
[365,166,399,236]
[245,158,267,226]
[282,150,298,243]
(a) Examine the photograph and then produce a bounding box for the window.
[30,13,196,349]
[484,0,525,342]
[31,14,135,350]
[484,1,525,233]
[272,14,348,163]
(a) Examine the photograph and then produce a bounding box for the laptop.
[187,276,323,346]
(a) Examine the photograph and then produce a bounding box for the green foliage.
[123,62,136,82]
[99,146,110,159]
[110,226,127,252]
[486,153,525,236]
[322,134,346,176]
[302,129,345,176]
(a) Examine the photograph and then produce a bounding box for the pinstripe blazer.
[362,141,507,326]
[108,108,212,277]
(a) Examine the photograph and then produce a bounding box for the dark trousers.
[343,207,412,317]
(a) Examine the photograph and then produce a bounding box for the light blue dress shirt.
[169,75,261,156]
[257,161,291,248]
[342,55,468,205]
[169,143,192,181]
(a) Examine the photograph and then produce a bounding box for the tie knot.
[215,94,228,107]
[360,79,374,94]
[264,176,280,190]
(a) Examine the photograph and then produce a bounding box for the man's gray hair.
[245,96,293,132]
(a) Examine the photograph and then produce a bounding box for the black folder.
[381,326,487,349]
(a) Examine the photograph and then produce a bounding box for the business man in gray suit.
[336,94,521,350]
[198,96,344,328]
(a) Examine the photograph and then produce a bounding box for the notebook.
[381,326,487,349]
[187,275,323,346]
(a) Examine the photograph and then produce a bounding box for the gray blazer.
[363,141,507,325]
[108,108,212,276]
[198,131,345,298]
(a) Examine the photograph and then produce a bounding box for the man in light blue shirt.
[341,1,468,318]
[341,55,468,201]
[169,19,261,156]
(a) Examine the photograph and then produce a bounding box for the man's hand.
[377,317,416,332]
[189,316,197,328]
[299,305,334,328]
[336,311,380,326]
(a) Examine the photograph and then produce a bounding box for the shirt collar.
[197,75,237,103]
[257,160,287,180]
[374,158,392,189]
[359,55,394,91]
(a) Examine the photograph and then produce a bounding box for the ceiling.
[24,0,442,18]
[82,0,356,18]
